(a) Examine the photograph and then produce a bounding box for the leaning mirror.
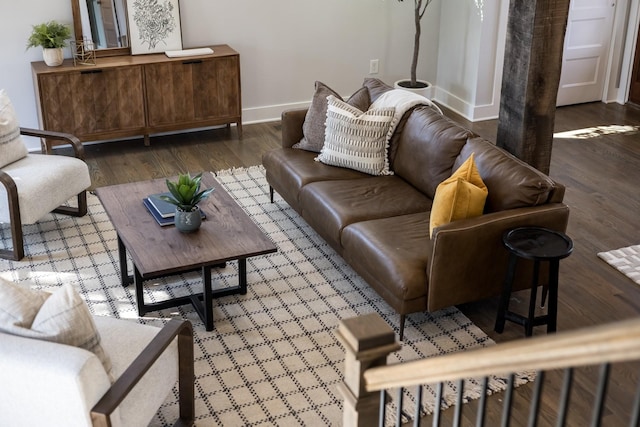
[71,0,131,57]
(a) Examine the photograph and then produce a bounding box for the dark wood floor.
[71,101,640,426]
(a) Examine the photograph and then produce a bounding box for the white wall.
[435,0,507,121]
[0,0,441,150]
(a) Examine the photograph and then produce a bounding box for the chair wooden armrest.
[19,127,85,159]
[90,319,195,427]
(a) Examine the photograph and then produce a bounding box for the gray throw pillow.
[293,81,371,153]
[362,78,394,102]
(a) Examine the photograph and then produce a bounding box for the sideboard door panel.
[37,67,145,141]
[145,56,241,128]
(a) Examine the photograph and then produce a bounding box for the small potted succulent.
[160,172,214,233]
[26,20,72,67]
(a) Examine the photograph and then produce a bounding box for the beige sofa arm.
[427,203,570,311]
[281,108,307,148]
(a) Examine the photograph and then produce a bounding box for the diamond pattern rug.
[0,166,530,426]
[598,244,640,285]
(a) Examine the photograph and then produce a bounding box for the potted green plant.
[395,0,435,97]
[26,20,72,67]
[160,172,214,233]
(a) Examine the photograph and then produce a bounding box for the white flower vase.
[394,79,433,100]
[43,48,64,67]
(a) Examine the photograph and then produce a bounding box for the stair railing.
[337,313,640,427]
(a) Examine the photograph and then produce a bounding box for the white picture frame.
[127,0,182,55]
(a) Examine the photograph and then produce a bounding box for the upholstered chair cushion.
[0,89,28,168]
[0,153,91,224]
[316,95,395,176]
[430,153,488,237]
[293,81,371,153]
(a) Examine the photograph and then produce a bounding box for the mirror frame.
[71,0,131,57]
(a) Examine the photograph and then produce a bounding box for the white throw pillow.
[0,89,28,168]
[0,278,114,381]
[315,95,395,176]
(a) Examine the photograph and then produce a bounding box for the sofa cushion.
[392,106,475,198]
[0,89,28,169]
[299,177,432,251]
[293,81,371,153]
[341,212,431,314]
[455,137,556,213]
[0,279,113,380]
[316,95,395,176]
[429,153,488,237]
[263,147,370,211]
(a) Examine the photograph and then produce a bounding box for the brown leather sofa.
[262,83,570,339]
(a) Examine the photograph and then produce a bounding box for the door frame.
[617,0,640,103]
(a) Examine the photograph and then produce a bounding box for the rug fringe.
[213,165,265,177]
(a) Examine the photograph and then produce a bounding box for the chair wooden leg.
[52,191,88,217]
[269,186,274,203]
[399,314,406,341]
[177,323,195,425]
[0,173,24,261]
[0,216,24,261]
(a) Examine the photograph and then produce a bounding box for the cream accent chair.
[0,127,91,260]
[0,317,195,427]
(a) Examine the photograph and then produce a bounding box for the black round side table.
[494,226,573,337]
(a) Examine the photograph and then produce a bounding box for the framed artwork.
[127,0,183,55]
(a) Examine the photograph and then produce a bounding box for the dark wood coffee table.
[95,173,277,331]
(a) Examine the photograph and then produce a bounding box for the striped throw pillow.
[316,95,395,176]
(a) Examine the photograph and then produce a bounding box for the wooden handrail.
[363,317,640,392]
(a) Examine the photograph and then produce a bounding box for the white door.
[557,0,616,106]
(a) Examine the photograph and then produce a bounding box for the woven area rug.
[0,166,530,426]
[598,245,640,285]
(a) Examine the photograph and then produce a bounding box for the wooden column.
[496,0,570,174]
[336,313,401,427]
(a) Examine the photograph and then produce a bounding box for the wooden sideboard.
[31,44,242,148]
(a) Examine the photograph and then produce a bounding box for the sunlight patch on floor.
[554,125,640,139]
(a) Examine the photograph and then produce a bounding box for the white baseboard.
[433,87,499,122]
[242,101,310,124]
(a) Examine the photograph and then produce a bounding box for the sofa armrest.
[427,203,570,311]
[90,318,194,427]
[20,127,85,159]
[281,108,307,148]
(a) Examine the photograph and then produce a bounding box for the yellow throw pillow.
[429,153,488,237]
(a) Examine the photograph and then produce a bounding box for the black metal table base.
[118,235,246,331]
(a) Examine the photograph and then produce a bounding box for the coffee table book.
[147,192,176,218]
[143,197,205,226]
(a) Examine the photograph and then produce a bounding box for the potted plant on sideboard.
[160,173,215,233]
[26,20,72,67]
[395,0,435,98]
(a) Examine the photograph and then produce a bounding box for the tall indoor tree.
[397,0,434,88]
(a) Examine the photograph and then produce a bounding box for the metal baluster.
[453,379,464,427]
[501,374,515,427]
[379,390,386,427]
[591,363,611,427]
[396,388,404,426]
[476,377,489,427]
[433,382,443,427]
[629,378,640,427]
[528,371,545,427]
[413,385,423,427]
[557,368,574,427]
